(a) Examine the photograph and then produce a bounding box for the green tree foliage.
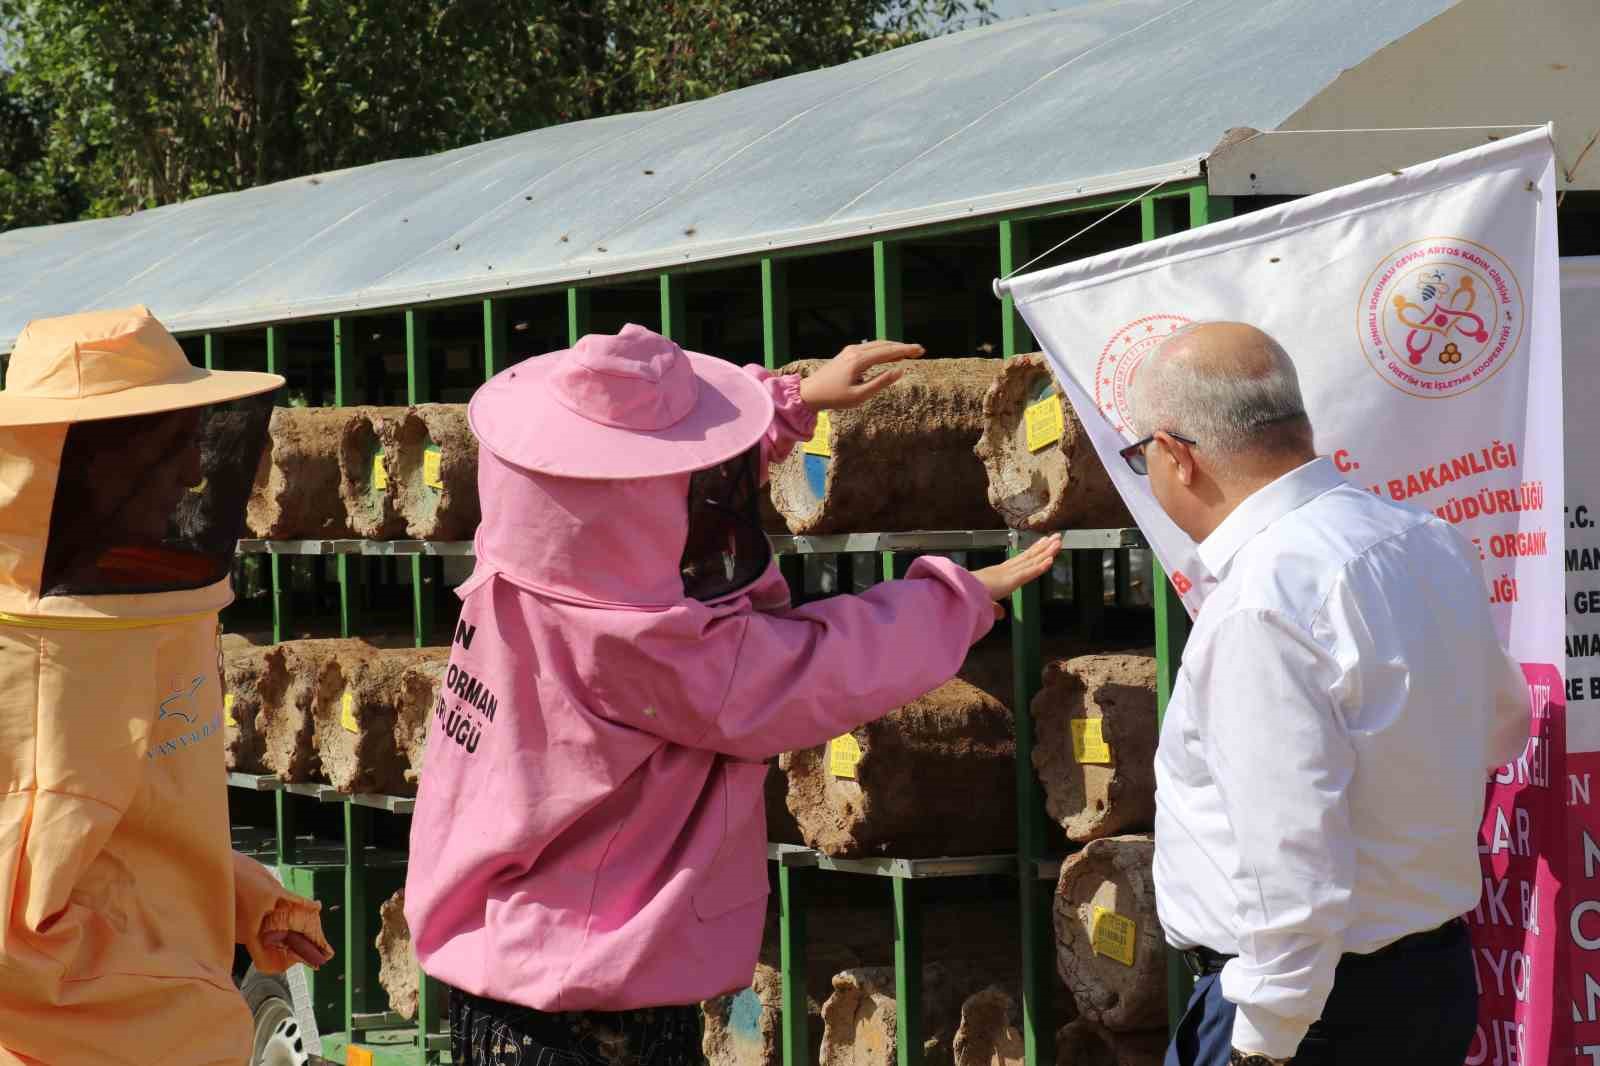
[0,0,990,227]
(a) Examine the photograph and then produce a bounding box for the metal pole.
[999,219,1034,356]
[567,288,591,348]
[892,877,924,1066]
[762,258,791,370]
[660,273,687,343]
[778,864,809,1066]
[483,296,508,379]
[406,310,436,646]
[873,240,904,341]
[333,318,363,638]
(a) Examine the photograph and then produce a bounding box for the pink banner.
[1470,663,1565,1065]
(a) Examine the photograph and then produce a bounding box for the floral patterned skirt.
[448,987,703,1066]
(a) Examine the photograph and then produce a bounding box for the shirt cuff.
[1231,1003,1310,1060]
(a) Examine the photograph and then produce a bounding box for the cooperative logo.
[1093,314,1192,434]
[1356,237,1524,399]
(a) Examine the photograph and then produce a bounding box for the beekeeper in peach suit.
[0,306,333,1066]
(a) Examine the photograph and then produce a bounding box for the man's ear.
[1154,431,1196,487]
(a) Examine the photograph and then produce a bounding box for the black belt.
[1180,917,1467,978]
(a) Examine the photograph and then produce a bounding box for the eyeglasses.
[1118,432,1197,475]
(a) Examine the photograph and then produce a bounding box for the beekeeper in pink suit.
[406,324,1059,1065]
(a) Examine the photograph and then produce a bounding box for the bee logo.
[159,676,206,724]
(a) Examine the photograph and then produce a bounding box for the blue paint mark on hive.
[804,453,829,501]
[729,987,764,1040]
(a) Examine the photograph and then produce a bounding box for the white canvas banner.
[1001,127,1565,1063]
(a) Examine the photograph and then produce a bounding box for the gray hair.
[1127,323,1309,456]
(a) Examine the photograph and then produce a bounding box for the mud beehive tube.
[315,646,450,795]
[260,639,374,783]
[376,889,419,1020]
[247,407,359,539]
[1031,652,1157,844]
[337,407,410,539]
[781,643,1017,858]
[1052,835,1165,1032]
[383,404,480,541]
[394,658,449,786]
[223,643,273,774]
[769,358,1005,535]
[974,354,1130,532]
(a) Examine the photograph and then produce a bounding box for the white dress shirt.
[1153,457,1530,1058]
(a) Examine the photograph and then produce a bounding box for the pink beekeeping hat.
[468,323,775,480]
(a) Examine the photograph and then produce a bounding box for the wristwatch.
[1229,1052,1292,1066]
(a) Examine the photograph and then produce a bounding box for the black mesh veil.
[40,394,274,597]
[680,446,773,603]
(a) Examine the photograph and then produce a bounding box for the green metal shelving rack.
[219,177,1228,1066]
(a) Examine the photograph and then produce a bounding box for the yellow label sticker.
[347,1047,376,1066]
[803,410,833,457]
[423,447,444,490]
[1090,906,1137,967]
[1070,718,1111,764]
[340,691,358,734]
[829,732,862,779]
[224,693,237,728]
[1025,393,1065,453]
[372,454,388,491]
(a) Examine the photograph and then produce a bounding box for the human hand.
[261,929,334,969]
[798,340,925,411]
[970,535,1062,618]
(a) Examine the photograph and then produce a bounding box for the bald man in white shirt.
[1120,323,1531,1066]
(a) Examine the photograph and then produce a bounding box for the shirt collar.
[1195,457,1346,578]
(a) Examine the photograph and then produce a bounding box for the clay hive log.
[1031,653,1158,843]
[394,658,449,786]
[782,644,1016,858]
[954,976,1083,1066]
[246,407,359,539]
[337,406,410,539]
[382,404,480,541]
[974,355,1130,532]
[702,911,863,1066]
[223,644,273,774]
[770,358,1004,534]
[952,986,1023,1066]
[1054,1020,1165,1066]
[1053,835,1164,1032]
[260,639,374,783]
[315,647,450,795]
[376,889,419,1020]
[821,962,995,1066]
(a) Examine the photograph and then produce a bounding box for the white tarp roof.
[0,0,1458,350]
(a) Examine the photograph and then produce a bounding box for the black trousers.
[448,987,702,1066]
[1165,920,1477,1066]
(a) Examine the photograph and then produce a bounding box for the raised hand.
[970,534,1063,618]
[798,340,925,411]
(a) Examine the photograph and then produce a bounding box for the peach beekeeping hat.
[0,305,282,426]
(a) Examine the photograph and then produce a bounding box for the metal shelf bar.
[238,530,1146,558]
[349,793,417,814]
[227,772,281,792]
[811,853,1017,879]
